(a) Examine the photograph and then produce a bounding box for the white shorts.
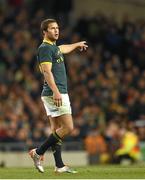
[41,94,72,117]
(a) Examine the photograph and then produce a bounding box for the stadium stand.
[0,0,145,164]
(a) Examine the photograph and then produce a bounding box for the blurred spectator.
[84,129,108,164]
[114,128,142,164]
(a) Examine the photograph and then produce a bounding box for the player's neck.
[43,38,55,45]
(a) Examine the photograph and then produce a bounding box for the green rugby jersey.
[37,39,68,96]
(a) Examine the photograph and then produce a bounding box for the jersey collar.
[43,39,55,45]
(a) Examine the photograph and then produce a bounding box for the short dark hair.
[40,18,57,35]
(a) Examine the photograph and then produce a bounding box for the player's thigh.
[56,114,74,131]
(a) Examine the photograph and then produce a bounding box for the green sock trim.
[57,141,62,145]
[53,132,62,143]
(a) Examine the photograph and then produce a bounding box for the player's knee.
[68,124,74,133]
[50,124,60,133]
[51,127,56,133]
[65,124,74,135]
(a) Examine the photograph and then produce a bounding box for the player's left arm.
[59,41,88,54]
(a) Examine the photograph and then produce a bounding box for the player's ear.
[43,30,48,35]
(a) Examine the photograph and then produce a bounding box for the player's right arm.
[38,46,62,107]
[41,63,62,107]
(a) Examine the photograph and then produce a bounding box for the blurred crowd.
[0,0,145,163]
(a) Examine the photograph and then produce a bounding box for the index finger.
[81,41,87,44]
[57,99,62,107]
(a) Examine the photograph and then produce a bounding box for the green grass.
[0,165,145,179]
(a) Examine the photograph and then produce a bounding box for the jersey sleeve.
[38,46,53,64]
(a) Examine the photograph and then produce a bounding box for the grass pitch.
[0,165,145,179]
